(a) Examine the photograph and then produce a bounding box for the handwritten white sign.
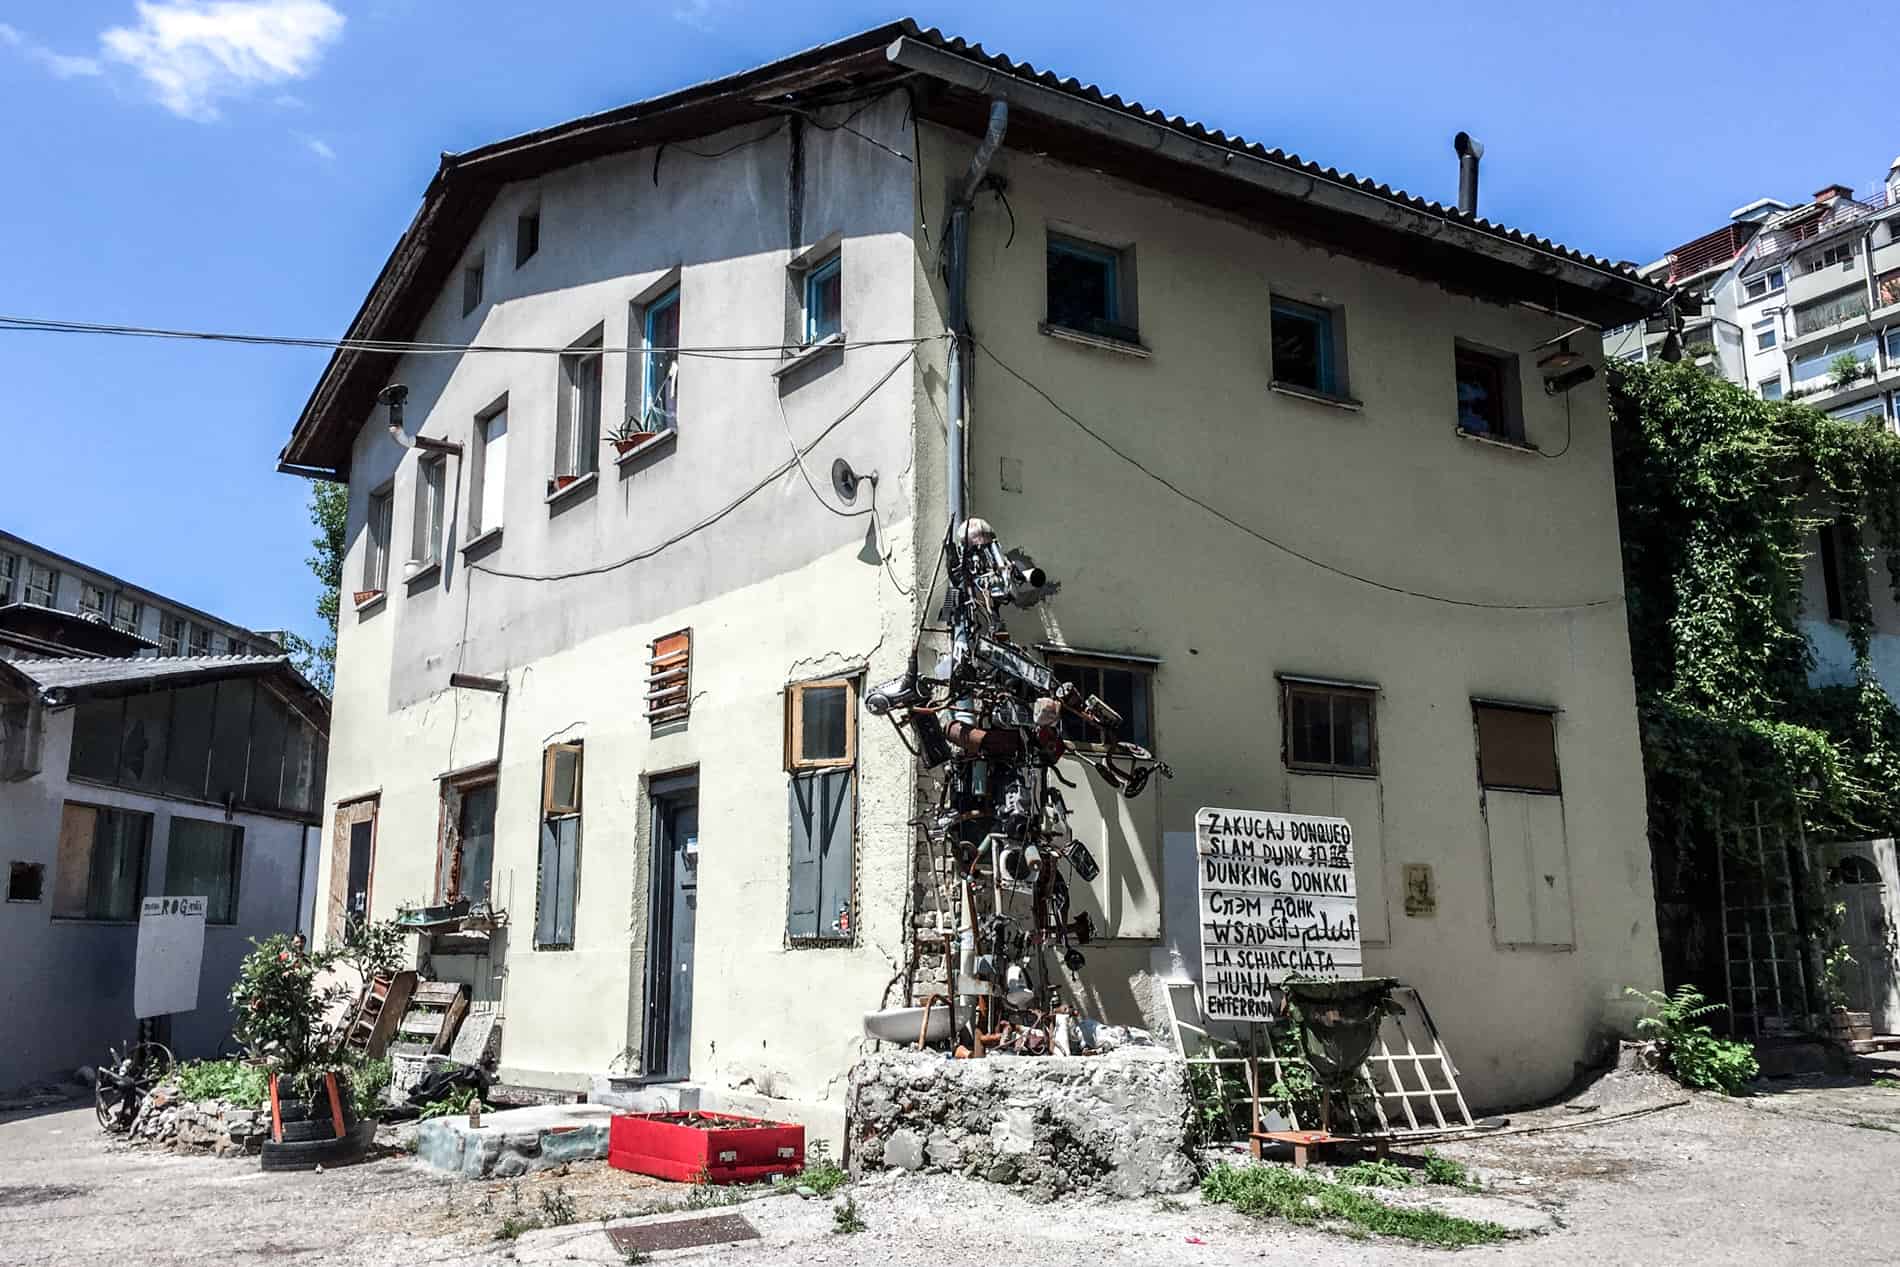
[1196,807,1361,1021]
[135,895,207,1019]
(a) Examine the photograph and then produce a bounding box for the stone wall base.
[846,1050,1197,1199]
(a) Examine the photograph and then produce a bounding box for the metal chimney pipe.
[1454,132,1484,217]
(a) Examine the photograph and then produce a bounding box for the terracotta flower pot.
[612,432,659,455]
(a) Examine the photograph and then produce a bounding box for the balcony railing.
[1793,289,1872,337]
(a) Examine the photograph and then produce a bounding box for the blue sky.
[3,1,1896,648]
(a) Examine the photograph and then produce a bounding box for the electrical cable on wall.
[0,313,945,360]
[974,339,1620,613]
[469,345,918,585]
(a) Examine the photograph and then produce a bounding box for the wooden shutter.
[536,821,561,946]
[1474,705,1559,793]
[647,630,691,724]
[788,769,853,940]
[554,816,580,946]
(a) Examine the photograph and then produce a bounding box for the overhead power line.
[0,313,945,361]
[974,340,1621,614]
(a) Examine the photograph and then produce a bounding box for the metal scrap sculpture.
[865,517,1170,1055]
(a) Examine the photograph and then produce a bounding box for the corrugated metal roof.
[897,23,1647,284]
[0,654,329,724]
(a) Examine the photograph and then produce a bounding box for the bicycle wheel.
[130,1042,175,1089]
[95,1080,129,1132]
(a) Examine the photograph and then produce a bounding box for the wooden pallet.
[341,971,415,1059]
[390,981,469,1059]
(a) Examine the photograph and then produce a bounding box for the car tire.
[259,1122,373,1172]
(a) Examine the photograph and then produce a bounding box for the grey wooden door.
[644,782,698,1081]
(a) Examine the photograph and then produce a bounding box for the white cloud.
[671,1,724,32]
[0,22,104,79]
[296,132,334,160]
[101,1,345,123]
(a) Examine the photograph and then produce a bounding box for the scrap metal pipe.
[943,98,1008,529]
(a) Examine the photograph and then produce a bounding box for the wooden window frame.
[1281,679,1379,777]
[437,764,499,905]
[52,801,152,923]
[1046,652,1155,752]
[1472,701,1562,795]
[543,742,584,816]
[1454,341,1523,443]
[785,678,858,771]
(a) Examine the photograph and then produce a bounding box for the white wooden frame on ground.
[1166,980,1475,1141]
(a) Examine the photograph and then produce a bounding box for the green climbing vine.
[1613,360,1900,1009]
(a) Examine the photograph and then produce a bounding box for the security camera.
[1543,363,1597,396]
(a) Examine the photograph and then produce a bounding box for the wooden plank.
[431,989,470,1056]
[413,981,463,1005]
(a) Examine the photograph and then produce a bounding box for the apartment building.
[0,528,276,661]
[1607,154,1900,425]
[279,22,1668,1126]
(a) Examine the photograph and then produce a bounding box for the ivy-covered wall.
[1611,360,1900,1009]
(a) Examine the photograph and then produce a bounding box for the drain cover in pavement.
[607,1213,760,1254]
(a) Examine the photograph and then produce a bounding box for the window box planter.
[608,1111,804,1184]
[547,474,581,495]
[610,431,663,456]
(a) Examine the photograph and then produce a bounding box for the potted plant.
[606,417,663,457]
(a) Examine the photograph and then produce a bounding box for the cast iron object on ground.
[848,1049,1197,1198]
[606,1213,760,1255]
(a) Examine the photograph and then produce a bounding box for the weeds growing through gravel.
[1421,1151,1480,1190]
[832,1196,866,1234]
[1202,1164,1510,1248]
[1336,1159,1411,1188]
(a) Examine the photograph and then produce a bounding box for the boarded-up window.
[646,630,690,726]
[165,817,242,924]
[536,743,582,948]
[53,803,150,921]
[788,767,854,941]
[1474,704,1560,793]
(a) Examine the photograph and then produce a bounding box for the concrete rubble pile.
[847,1048,1197,1198]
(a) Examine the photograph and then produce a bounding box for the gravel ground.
[6,1070,1900,1266]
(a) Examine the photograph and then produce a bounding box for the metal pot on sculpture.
[1281,977,1402,1132]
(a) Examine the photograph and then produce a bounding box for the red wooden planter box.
[609,1111,804,1184]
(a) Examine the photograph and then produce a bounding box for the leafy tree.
[285,481,346,694]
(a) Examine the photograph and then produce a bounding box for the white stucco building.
[280,23,1671,1125]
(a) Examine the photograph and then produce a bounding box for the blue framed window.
[1271,298,1340,394]
[1046,236,1123,335]
[1754,320,1776,351]
[804,254,842,344]
[641,286,680,431]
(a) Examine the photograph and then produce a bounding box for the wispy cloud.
[295,131,334,160]
[671,1,725,32]
[100,1,345,123]
[0,22,105,79]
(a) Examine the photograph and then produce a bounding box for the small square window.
[1046,235,1136,341]
[786,678,857,770]
[1455,343,1522,442]
[7,861,44,903]
[1760,378,1784,401]
[462,258,484,316]
[1473,703,1560,794]
[544,743,583,816]
[1271,297,1345,396]
[1755,320,1777,350]
[1283,681,1376,774]
[804,254,842,345]
[1049,657,1153,750]
[516,210,540,268]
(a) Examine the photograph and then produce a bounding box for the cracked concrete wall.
[313,96,930,1108]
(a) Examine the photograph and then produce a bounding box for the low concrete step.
[1849,1035,1900,1054]
[589,1076,703,1114]
[415,1103,613,1178]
